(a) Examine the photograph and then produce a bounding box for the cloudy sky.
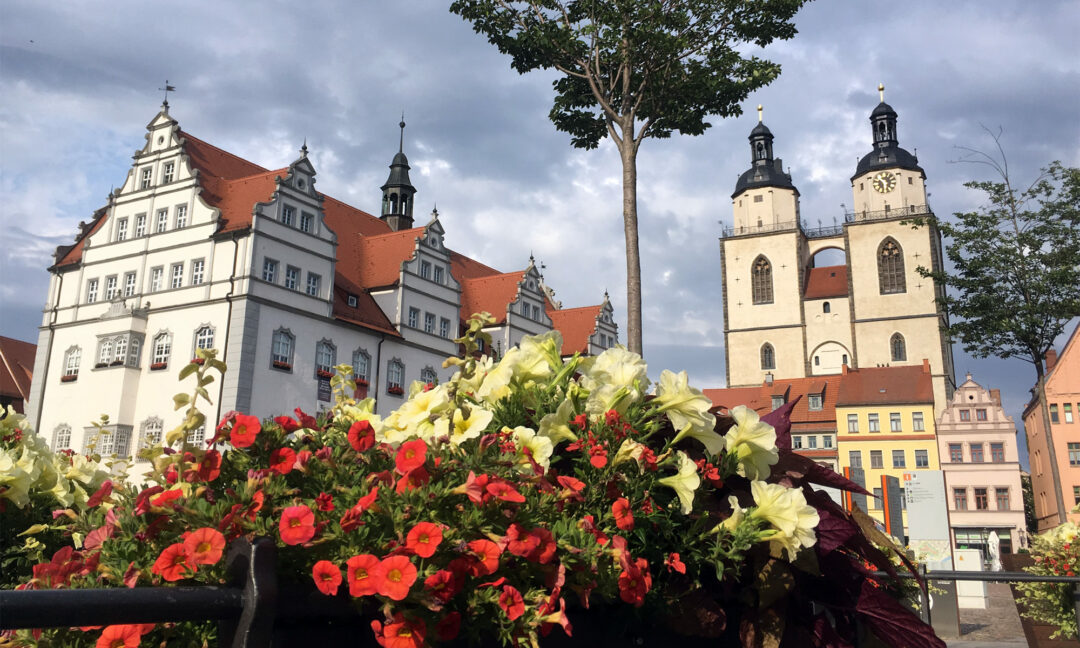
[2,1,1078,466]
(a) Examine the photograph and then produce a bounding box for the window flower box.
[94,362,108,369]
[316,369,334,379]
[149,362,168,371]
[354,378,370,387]
[273,360,293,371]
[191,357,205,365]
[60,374,78,383]
[387,385,404,396]
[109,360,125,367]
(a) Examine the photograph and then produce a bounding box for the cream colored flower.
[652,370,714,439]
[395,383,451,429]
[658,450,701,514]
[0,448,33,508]
[516,330,563,382]
[724,405,778,480]
[581,347,649,414]
[435,406,495,446]
[749,480,819,559]
[538,397,578,444]
[510,426,553,472]
[477,360,514,403]
[670,422,726,456]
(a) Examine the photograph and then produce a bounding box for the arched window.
[751,256,773,304]
[890,333,907,362]
[195,326,215,351]
[128,337,141,366]
[53,424,72,450]
[63,347,81,379]
[315,340,336,376]
[141,418,163,450]
[387,359,405,394]
[760,343,776,370]
[878,238,906,294]
[114,336,128,364]
[98,339,113,365]
[272,329,294,370]
[352,349,371,383]
[152,333,172,367]
[420,367,438,386]
[823,301,831,314]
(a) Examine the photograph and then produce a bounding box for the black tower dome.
[731,105,797,198]
[380,117,417,231]
[852,85,924,180]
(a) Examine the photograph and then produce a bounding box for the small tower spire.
[878,83,885,103]
[399,112,406,153]
[757,104,763,122]
[300,138,308,158]
[381,115,417,231]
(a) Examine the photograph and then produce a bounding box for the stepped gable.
[548,304,603,355]
[459,271,527,325]
[804,265,848,299]
[0,335,35,411]
[53,207,107,268]
[836,363,933,406]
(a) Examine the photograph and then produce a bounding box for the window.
[751,256,773,304]
[991,442,1005,463]
[116,218,129,241]
[259,331,289,372]
[124,272,137,297]
[299,211,314,233]
[315,341,336,377]
[793,436,803,449]
[190,259,205,285]
[760,343,775,370]
[1069,443,1080,466]
[872,488,883,509]
[996,488,1010,511]
[1075,486,1080,506]
[174,204,187,228]
[156,209,169,232]
[959,409,970,422]
[532,305,541,321]
[440,317,451,339]
[141,418,163,450]
[114,336,128,364]
[823,435,833,449]
[140,167,152,189]
[974,487,988,510]
[86,279,99,303]
[823,302,831,313]
[915,449,929,468]
[807,436,817,449]
[520,301,530,317]
[870,450,883,469]
[352,350,371,383]
[433,266,444,284]
[420,260,431,279]
[152,333,171,367]
[890,333,906,362]
[53,424,72,450]
[347,295,358,307]
[126,337,141,367]
[92,426,132,458]
[912,412,924,431]
[408,307,419,328]
[150,267,163,292]
[189,425,205,446]
[285,266,299,290]
[877,238,906,294]
[63,347,81,379]
[848,451,862,469]
[949,443,963,462]
[808,394,823,411]
[424,312,435,334]
[847,414,859,433]
[976,408,988,421]
[1066,404,1075,424]
[162,161,175,184]
[868,414,880,432]
[171,263,184,289]
[262,259,278,283]
[281,205,295,226]
[892,449,906,468]
[105,276,118,299]
[890,412,902,432]
[420,367,438,385]
[1051,404,1059,423]
[134,214,147,237]
[953,488,968,511]
[195,326,214,352]
[98,339,114,365]
[771,395,784,410]
[306,273,321,297]
[387,359,404,393]
[970,443,984,463]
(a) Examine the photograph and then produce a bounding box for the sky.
[1,1,1078,469]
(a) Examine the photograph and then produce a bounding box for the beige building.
[938,374,1026,555]
[720,92,955,412]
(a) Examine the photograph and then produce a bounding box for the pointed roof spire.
[399,111,406,153]
[300,137,308,158]
[757,104,763,122]
[879,83,885,103]
[431,204,439,219]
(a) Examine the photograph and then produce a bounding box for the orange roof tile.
[53,208,107,268]
[0,335,36,409]
[835,363,933,406]
[460,272,526,324]
[180,131,268,179]
[210,170,285,232]
[804,265,848,299]
[548,304,603,355]
[449,250,501,281]
[343,227,426,290]
[332,277,401,337]
[705,373,845,430]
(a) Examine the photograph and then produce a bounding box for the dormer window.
[297,178,306,189]
[347,294,358,308]
[808,393,823,411]
[771,395,785,410]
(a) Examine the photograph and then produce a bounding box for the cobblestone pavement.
[948,583,1026,644]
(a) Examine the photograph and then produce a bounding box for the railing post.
[218,537,277,648]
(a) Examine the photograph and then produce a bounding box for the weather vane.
[159,80,176,106]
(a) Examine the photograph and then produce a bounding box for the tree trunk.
[1035,372,1067,528]
[620,139,643,355]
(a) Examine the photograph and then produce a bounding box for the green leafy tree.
[912,135,1080,525]
[449,0,807,353]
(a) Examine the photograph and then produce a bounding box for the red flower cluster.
[506,523,556,564]
[279,505,316,545]
[150,527,225,582]
[229,414,261,448]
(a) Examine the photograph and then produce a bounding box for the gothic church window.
[877,238,906,294]
[751,256,773,304]
[890,333,906,362]
[760,343,775,370]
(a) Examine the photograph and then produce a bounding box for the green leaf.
[179,363,199,380]
[173,393,191,410]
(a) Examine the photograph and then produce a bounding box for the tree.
[912,134,1080,526]
[449,0,807,353]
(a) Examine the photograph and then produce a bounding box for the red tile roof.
[332,277,401,338]
[345,227,425,290]
[548,304,603,355]
[0,336,36,412]
[704,373,844,432]
[180,131,268,179]
[835,362,933,406]
[54,209,107,268]
[804,265,848,299]
[460,272,526,324]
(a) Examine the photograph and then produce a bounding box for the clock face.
[872,171,897,193]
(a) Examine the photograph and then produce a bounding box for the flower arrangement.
[388,384,405,396]
[60,374,78,383]
[149,362,168,371]
[272,360,293,371]
[1016,521,1080,639]
[1,316,944,648]
[317,369,335,379]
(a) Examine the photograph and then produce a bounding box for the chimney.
[842,364,849,375]
[1046,349,1059,372]
[922,358,931,373]
[990,388,1001,406]
[764,372,774,386]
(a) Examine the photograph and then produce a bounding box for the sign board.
[903,470,960,637]
[317,377,332,402]
[881,474,903,541]
[842,466,867,512]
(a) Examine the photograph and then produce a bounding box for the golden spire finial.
[757,104,763,122]
[878,83,885,102]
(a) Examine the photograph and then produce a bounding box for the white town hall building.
[26,103,618,459]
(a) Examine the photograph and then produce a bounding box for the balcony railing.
[844,204,931,223]
[720,220,799,238]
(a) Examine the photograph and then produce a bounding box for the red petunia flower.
[315,492,335,512]
[467,539,502,576]
[269,448,297,475]
[498,584,525,620]
[183,527,225,565]
[395,466,430,494]
[230,415,262,448]
[485,480,525,503]
[312,560,342,596]
[274,416,300,433]
[348,420,375,453]
[150,488,183,508]
[294,408,319,430]
[196,450,222,482]
[617,557,652,607]
[374,613,426,648]
[665,552,687,574]
[346,554,380,596]
[279,505,316,545]
[405,522,443,558]
[612,497,635,531]
[506,523,540,559]
[87,481,113,508]
[604,409,621,427]
[339,487,379,532]
[423,569,458,604]
[374,555,418,601]
[394,439,428,475]
[151,543,191,582]
[459,471,490,505]
[556,475,585,493]
[95,624,143,648]
[588,444,608,469]
[435,611,461,642]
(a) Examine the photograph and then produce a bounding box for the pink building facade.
[1025,323,1080,531]
[937,374,1026,555]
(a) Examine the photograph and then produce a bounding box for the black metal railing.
[802,223,845,239]
[720,220,799,238]
[844,204,931,223]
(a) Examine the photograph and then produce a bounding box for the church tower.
[380,118,416,231]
